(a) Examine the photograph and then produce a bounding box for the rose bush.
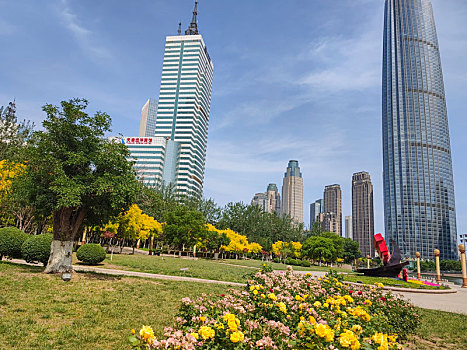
[130,268,420,349]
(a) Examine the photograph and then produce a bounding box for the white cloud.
[58,0,111,61]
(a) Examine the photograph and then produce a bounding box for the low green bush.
[21,234,53,266]
[76,243,106,265]
[0,227,28,260]
[285,258,299,265]
[301,259,311,267]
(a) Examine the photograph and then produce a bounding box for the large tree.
[17,99,138,273]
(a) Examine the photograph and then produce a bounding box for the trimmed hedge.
[21,234,53,266]
[301,260,311,267]
[0,227,28,260]
[76,244,106,265]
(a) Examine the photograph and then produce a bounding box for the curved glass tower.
[383,0,457,260]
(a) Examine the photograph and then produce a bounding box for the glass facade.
[383,0,457,259]
[155,34,214,197]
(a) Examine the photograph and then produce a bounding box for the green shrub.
[76,244,106,265]
[301,259,311,267]
[272,257,281,263]
[21,234,53,266]
[0,227,28,259]
[285,258,299,265]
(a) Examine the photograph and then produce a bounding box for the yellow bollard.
[416,252,421,280]
[366,255,370,269]
[434,249,441,283]
[459,244,467,288]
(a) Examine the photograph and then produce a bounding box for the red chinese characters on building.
[125,137,153,145]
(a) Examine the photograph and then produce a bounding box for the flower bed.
[129,268,420,349]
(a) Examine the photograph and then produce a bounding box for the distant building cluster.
[120,0,460,259]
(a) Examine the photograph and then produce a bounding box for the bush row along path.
[7,259,467,315]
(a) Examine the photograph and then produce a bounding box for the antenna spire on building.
[185,1,199,35]
[178,22,182,35]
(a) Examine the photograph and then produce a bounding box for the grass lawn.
[404,309,467,349]
[95,254,255,283]
[1,262,465,350]
[221,258,351,273]
[0,262,230,350]
[342,274,449,290]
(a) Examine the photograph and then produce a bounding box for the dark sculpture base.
[356,261,409,278]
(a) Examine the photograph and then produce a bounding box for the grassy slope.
[220,258,351,272]
[342,274,449,290]
[97,254,255,283]
[0,262,230,350]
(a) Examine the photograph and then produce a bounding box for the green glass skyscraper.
[383,0,457,259]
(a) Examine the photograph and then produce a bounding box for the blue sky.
[1,0,467,237]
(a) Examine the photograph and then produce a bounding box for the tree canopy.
[16,98,139,272]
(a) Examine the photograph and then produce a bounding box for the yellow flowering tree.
[0,160,35,231]
[111,204,163,253]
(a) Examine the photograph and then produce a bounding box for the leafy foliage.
[0,227,28,259]
[76,243,106,265]
[16,98,139,243]
[164,206,207,250]
[218,202,303,251]
[21,234,53,265]
[0,101,34,161]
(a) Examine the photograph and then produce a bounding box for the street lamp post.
[416,252,421,280]
[459,244,467,288]
[366,255,370,269]
[434,249,441,283]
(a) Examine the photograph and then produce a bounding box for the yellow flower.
[305,272,312,276]
[230,331,244,343]
[191,332,199,340]
[323,303,329,308]
[315,323,334,341]
[253,290,258,296]
[249,285,255,291]
[268,293,277,301]
[364,300,372,306]
[200,316,206,322]
[295,295,305,302]
[276,302,287,314]
[309,316,316,324]
[314,301,322,308]
[130,329,135,335]
[198,326,215,340]
[352,324,363,335]
[261,294,266,298]
[139,325,155,344]
[215,323,224,330]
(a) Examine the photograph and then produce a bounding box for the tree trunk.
[44,207,86,274]
[149,236,154,255]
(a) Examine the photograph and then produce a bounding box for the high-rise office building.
[383,0,457,259]
[323,184,342,235]
[127,2,213,197]
[251,184,281,214]
[267,184,281,214]
[251,192,268,212]
[345,216,353,240]
[281,160,304,224]
[310,199,324,229]
[352,172,374,256]
[139,98,158,137]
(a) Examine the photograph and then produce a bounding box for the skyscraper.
[251,184,281,214]
[352,172,374,257]
[267,184,281,214]
[139,98,158,137]
[251,192,268,212]
[281,160,304,224]
[345,216,353,240]
[310,199,324,229]
[129,1,213,197]
[383,0,457,259]
[323,184,342,235]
